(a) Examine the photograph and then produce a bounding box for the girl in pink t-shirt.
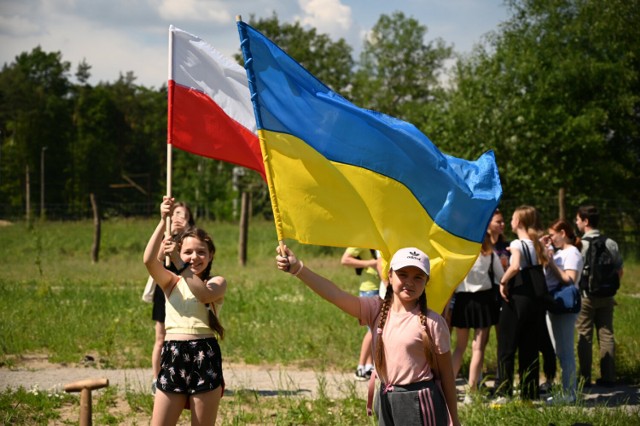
[276,246,460,426]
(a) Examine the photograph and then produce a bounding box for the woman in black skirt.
[451,232,504,401]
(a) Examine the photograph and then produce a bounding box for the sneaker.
[354,367,368,381]
[539,381,552,394]
[489,396,508,407]
[364,367,374,380]
[546,394,576,405]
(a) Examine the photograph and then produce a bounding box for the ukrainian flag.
[237,22,502,313]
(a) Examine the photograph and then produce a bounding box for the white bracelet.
[291,261,304,277]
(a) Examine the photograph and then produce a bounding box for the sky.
[0,0,509,88]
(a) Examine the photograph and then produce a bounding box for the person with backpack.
[542,219,584,404]
[494,205,547,402]
[575,205,624,388]
[277,245,460,425]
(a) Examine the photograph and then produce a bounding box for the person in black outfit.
[494,205,547,402]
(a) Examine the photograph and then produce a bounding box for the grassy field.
[0,218,639,424]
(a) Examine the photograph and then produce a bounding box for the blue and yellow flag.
[237,22,502,313]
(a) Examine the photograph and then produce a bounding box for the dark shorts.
[152,286,165,322]
[374,380,449,426]
[451,288,499,328]
[157,338,224,395]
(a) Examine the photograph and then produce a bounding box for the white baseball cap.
[389,247,430,276]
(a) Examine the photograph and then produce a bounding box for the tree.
[233,14,357,219]
[246,13,355,94]
[0,47,73,213]
[429,0,640,224]
[351,11,452,127]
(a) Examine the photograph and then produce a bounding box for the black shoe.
[364,367,373,380]
[354,367,368,381]
[539,382,552,394]
[595,378,616,388]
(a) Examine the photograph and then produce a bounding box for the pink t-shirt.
[359,297,450,385]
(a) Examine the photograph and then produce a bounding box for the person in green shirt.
[341,247,380,380]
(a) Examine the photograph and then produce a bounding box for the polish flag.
[168,26,265,179]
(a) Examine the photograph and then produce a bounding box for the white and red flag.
[168,25,265,179]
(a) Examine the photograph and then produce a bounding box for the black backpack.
[579,235,620,297]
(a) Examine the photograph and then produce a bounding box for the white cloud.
[158,0,231,23]
[0,0,508,88]
[0,14,42,37]
[297,0,352,35]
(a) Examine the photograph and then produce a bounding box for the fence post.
[90,193,101,263]
[558,187,566,220]
[238,191,249,266]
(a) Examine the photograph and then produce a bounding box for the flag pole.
[165,26,174,266]
[236,16,287,257]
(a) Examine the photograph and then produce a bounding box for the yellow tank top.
[165,277,213,335]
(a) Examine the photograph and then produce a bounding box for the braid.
[374,283,393,381]
[418,291,435,366]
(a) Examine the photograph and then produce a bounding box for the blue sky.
[0,0,509,88]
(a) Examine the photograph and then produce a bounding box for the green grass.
[0,218,639,424]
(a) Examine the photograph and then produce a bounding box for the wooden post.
[25,165,31,224]
[90,193,101,263]
[558,187,566,220]
[64,378,109,426]
[238,191,249,266]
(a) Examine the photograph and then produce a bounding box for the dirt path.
[0,361,368,400]
[1,355,638,406]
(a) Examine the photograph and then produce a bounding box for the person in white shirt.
[543,219,584,404]
[451,232,504,401]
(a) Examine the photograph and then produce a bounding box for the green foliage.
[246,13,355,94]
[1,8,638,233]
[0,387,74,424]
[428,0,639,219]
[0,47,73,212]
[352,11,452,126]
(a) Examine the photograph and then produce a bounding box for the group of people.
[445,204,623,407]
[143,197,623,425]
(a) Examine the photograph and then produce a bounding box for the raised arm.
[277,245,360,318]
[181,267,227,304]
[340,250,377,269]
[143,218,176,291]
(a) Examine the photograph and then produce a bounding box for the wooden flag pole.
[165,26,174,267]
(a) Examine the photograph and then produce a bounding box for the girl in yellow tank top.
[144,196,226,426]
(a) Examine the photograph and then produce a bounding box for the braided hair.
[374,277,434,382]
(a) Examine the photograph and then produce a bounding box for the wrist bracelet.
[291,261,304,277]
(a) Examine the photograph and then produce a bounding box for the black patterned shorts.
[157,338,223,395]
